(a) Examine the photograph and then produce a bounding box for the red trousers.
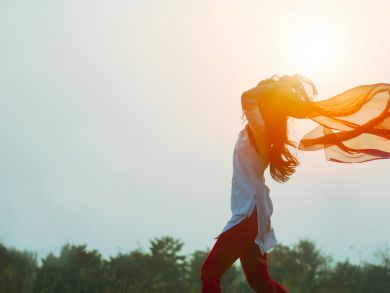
[201,206,288,293]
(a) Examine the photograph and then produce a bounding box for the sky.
[1,0,389,265]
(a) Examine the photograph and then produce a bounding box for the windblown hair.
[242,74,317,183]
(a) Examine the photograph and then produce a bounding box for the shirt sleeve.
[241,94,269,156]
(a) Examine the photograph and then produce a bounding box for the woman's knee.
[246,277,272,292]
[200,258,220,283]
[247,277,288,293]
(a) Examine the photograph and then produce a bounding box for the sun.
[301,37,334,67]
[286,17,342,72]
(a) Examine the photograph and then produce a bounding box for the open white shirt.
[214,96,277,255]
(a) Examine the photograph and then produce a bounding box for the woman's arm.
[241,92,269,157]
[241,82,294,156]
[242,81,294,102]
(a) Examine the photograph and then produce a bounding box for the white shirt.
[214,103,277,255]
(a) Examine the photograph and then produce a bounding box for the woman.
[200,74,390,293]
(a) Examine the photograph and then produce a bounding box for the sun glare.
[286,17,342,72]
[301,38,334,67]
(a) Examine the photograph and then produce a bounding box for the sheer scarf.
[297,83,390,163]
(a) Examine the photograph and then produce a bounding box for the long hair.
[242,74,317,183]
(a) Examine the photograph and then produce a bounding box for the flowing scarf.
[294,81,390,163]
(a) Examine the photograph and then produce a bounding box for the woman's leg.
[239,242,289,293]
[201,208,258,293]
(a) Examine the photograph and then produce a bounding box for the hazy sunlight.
[284,16,342,74]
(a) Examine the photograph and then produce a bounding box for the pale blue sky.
[1,0,389,264]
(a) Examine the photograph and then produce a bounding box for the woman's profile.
[200,74,390,293]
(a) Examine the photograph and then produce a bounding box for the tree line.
[1,236,390,292]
